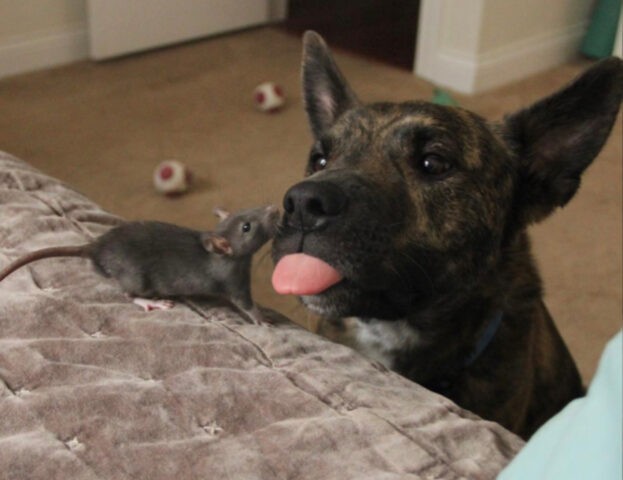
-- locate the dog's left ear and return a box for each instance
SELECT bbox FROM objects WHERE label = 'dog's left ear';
[302,31,360,138]
[505,57,623,224]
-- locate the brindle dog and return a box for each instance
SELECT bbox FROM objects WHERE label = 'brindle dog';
[272,31,623,439]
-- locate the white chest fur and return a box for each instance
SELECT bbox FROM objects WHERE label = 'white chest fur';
[348,317,422,369]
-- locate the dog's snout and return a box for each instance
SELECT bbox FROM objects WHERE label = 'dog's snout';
[283,181,347,230]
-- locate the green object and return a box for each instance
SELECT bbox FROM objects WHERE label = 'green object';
[431,88,458,107]
[581,0,622,58]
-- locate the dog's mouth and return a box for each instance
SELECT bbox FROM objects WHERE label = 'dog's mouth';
[271,238,420,319]
[272,253,344,295]
[270,175,425,319]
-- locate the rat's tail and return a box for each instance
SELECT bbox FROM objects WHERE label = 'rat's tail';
[0,245,88,282]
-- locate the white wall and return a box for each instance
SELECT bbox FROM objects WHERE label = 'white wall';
[417,0,597,94]
[614,10,622,58]
[0,0,86,42]
[438,0,484,58]
[478,0,592,52]
[0,0,287,79]
[0,0,89,78]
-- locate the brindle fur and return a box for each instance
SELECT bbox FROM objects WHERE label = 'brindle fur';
[273,32,623,439]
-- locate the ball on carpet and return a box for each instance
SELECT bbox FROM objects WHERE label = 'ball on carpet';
[153,160,192,196]
[253,82,285,112]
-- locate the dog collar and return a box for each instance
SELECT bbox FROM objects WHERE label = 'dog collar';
[432,310,504,392]
[464,310,504,367]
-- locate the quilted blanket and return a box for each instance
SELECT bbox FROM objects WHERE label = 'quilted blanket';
[0,151,523,479]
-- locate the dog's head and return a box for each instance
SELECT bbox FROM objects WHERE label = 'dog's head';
[272,31,623,320]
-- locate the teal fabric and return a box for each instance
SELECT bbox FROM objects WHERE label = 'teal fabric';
[498,331,623,480]
[581,0,622,58]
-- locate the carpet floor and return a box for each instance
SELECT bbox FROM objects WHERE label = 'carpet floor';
[0,27,620,381]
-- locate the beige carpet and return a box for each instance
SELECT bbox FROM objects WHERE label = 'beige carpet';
[0,27,620,381]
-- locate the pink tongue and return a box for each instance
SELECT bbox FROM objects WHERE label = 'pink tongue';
[272,253,343,295]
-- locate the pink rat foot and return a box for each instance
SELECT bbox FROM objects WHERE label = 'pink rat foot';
[132,297,174,312]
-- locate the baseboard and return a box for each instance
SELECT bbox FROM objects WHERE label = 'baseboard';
[472,22,588,93]
[416,12,588,94]
[0,25,89,80]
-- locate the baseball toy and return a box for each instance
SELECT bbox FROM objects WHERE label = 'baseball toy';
[153,160,192,196]
[254,82,285,112]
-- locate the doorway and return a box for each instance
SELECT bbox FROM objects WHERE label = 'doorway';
[282,0,420,70]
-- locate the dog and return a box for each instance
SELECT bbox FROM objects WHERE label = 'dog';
[271,31,623,439]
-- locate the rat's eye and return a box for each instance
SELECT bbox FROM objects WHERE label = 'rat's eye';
[311,153,328,172]
[419,154,452,176]
[242,222,251,233]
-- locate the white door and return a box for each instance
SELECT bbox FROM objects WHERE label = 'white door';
[87,0,282,60]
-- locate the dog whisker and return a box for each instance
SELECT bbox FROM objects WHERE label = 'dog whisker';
[394,250,436,296]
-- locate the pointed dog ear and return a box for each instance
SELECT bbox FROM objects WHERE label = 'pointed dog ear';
[201,232,233,256]
[302,31,360,138]
[213,207,230,221]
[505,57,623,225]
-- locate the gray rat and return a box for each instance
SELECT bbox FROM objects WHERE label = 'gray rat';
[0,205,280,324]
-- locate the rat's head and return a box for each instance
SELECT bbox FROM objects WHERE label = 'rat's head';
[202,205,280,257]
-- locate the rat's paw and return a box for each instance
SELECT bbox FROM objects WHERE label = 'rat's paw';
[133,297,175,312]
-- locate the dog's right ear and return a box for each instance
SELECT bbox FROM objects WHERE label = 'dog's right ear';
[302,31,360,138]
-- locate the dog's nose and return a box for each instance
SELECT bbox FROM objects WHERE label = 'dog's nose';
[283,180,347,230]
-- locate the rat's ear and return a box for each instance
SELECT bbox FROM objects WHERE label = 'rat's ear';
[302,31,360,138]
[505,57,623,225]
[213,207,230,221]
[201,232,233,256]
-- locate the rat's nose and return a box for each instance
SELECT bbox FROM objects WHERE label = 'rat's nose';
[283,180,347,231]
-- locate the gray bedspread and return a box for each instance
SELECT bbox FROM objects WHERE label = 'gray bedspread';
[0,151,523,479]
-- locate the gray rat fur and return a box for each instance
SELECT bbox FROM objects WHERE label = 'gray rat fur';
[0,205,280,324]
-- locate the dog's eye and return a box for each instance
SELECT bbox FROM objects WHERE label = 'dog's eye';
[311,154,328,172]
[420,154,452,176]
[242,222,251,233]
